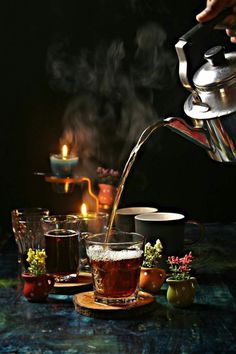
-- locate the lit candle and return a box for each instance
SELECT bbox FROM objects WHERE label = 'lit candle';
[78,203,109,270]
[50,144,79,177]
[81,203,88,218]
[78,203,108,234]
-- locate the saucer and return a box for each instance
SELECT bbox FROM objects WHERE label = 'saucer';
[73,291,157,319]
[53,272,92,295]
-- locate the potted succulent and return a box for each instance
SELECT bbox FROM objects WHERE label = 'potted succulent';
[139,239,166,294]
[22,248,54,302]
[166,251,197,308]
[96,167,120,209]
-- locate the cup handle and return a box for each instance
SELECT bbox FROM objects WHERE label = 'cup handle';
[184,220,204,246]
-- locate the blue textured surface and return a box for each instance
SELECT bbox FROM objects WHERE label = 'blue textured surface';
[0,223,236,353]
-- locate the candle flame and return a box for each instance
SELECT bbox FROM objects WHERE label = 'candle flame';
[62,144,68,159]
[81,203,88,217]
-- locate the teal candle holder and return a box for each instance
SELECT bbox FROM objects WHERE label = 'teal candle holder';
[50,153,79,178]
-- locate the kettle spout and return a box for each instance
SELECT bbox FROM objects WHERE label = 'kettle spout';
[164,117,211,151]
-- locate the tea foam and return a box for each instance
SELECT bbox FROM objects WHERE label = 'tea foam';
[87,245,143,261]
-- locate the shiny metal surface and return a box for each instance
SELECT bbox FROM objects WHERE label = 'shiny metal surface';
[184,83,236,119]
[172,15,236,163]
[165,113,236,163]
[204,113,236,162]
[175,39,194,92]
[193,51,236,89]
[184,50,236,119]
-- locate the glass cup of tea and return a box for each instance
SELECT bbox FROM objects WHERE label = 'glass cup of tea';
[41,215,80,282]
[11,207,49,271]
[84,230,145,305]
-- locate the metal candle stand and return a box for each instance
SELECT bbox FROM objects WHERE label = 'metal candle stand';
[44,175,99,212]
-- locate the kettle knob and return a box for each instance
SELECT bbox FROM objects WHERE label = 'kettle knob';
[204,46,227,66]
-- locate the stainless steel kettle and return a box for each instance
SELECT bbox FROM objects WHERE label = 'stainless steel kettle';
[165,8,236,163]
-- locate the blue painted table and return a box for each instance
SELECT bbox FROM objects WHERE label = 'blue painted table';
[0,223,236,353]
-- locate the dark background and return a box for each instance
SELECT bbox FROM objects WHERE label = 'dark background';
[1,0,236,240]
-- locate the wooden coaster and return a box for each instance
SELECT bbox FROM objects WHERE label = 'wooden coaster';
[73,291,157,319]
[53,272,92,295]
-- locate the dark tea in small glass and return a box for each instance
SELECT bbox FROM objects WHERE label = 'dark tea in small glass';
[45,229,79,277]
[42,215,80,282]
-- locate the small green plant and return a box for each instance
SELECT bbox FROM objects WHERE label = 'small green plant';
[26,248,47,276]
[142,239,163,268]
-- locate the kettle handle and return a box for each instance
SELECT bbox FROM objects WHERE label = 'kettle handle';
[175,7,233,94]
[179,7,232,43]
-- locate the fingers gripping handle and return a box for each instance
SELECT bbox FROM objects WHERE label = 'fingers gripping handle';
[180,7,233,43]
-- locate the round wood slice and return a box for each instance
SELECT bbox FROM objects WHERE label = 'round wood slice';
[73,291,157,319]
[53,272,92,295]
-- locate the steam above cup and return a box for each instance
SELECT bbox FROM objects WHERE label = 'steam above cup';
[115,207,158,232]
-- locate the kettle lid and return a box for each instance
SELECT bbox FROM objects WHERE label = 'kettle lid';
[193,46,236,90]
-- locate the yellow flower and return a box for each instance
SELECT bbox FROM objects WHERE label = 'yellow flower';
[26,248,47,276]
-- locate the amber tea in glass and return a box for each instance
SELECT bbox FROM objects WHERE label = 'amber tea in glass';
[85,231,144,305]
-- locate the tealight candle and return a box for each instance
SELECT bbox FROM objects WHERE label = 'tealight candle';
[78,203,109,270]
[78,203,108,234]
[50,144,79,177]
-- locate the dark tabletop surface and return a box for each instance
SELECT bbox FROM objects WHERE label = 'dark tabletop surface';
[0,223,236,354]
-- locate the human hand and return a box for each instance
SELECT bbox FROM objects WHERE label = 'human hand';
[196,0,236,43]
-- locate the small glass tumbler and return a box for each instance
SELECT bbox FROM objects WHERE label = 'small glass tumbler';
[41,215,80,282]
[11,207,49,271]
[85,230,145,305]
[78,212,109,270]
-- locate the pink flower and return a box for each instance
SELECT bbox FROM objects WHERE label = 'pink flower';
[179,252,193,266]
[179,265,189,272]
[168,256,179,265]
[167,251,193,280]
[96,166,120,186]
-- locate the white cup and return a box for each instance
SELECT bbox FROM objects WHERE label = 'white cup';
[115,207,158,232]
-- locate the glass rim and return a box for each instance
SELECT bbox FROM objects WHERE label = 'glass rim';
[77,211,109,220]
[85,231,145,246]
[11,207,49,215]
[41,214,79,223]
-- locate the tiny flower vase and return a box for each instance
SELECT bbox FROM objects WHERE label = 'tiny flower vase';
[166,277,197,308]
[140,267,166,294]
[98,184,117,209]
[22,273,55,302]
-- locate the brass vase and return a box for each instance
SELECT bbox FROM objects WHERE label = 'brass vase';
[166,277,197,308]
[98,183,117,209]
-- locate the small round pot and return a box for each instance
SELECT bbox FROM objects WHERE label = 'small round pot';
[22,273,55,302]
[139,267,166,294]
[98,183,117,208]
[166,277,197,308]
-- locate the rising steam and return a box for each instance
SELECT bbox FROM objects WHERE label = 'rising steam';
[47,20,177,177]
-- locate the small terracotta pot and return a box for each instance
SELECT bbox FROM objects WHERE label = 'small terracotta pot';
[98,183,117,208]
[22,273,55,302]
[166,277,197,308]
[139,267,166,294]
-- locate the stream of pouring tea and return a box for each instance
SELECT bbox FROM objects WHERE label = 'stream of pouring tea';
[106,119,169,241]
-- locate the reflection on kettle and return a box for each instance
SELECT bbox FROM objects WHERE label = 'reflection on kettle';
[164,8,236,163]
